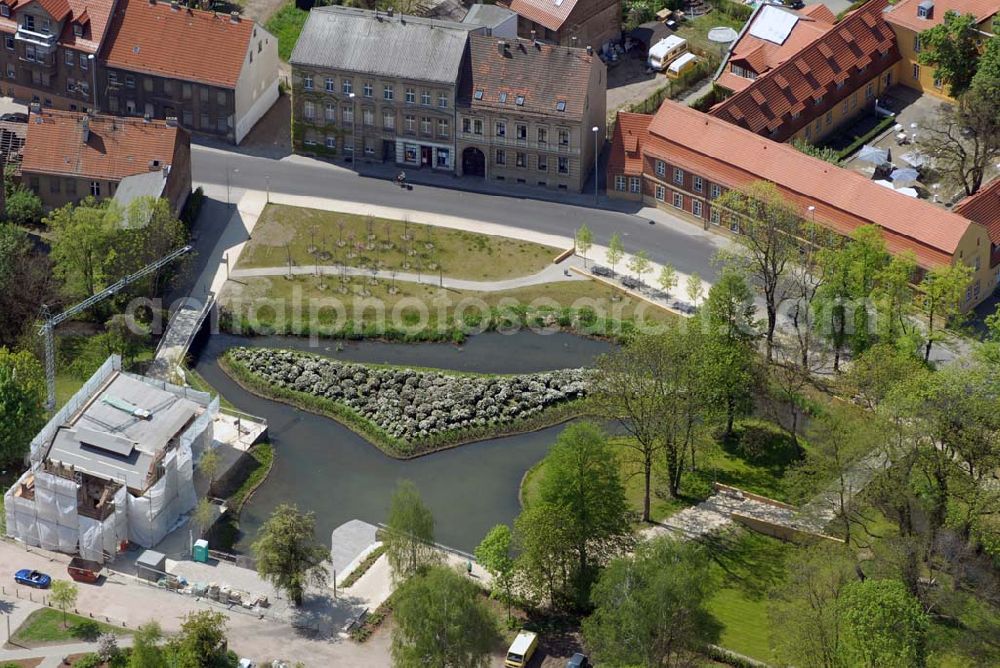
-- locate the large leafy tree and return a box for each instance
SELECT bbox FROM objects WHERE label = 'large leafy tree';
[916,262,974,362]
[384,479,438,580]
[0,223,55,347]
[167,611,236,668]
[251,503,330,606]
[918,11,981,97]
[513,499,575,608]
[971,35,1000,96]
[391,565,500,668]
[838,579,929,668]
[46,198,118,299]
[4,186,42,227]
[0,348,46,467]
[129,622,168,668]
[921,86,1000,197]
[770,542,858,668]
[715,180,801,362]
[582,536,721,667]
[535,422,632,606]
[474,524,515,622]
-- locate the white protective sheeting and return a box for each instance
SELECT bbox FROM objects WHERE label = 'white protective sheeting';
[127,447,194,548]
[9,480,40,546]
[33,471,80,552]
[31,356,120,463]
[79,515,104,562]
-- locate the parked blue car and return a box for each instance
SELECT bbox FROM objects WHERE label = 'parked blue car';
[14,569,51,589]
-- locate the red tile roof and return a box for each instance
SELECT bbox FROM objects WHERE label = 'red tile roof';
[32,0,71,21]
[800,3,836,22]
[0,0,115,53]
[717,4,834,94]
[954,178,1000,265]
[884,0,1000,32]
[459,35,599,120]
[22,110,184,181]
[710,0,899,141]
[103,0,255,88]
[504,0,578,32]
[616,102,978,268]
[607,112,651,176]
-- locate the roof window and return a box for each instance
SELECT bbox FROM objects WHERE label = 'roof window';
[515,95,525,106]
[498,91,507,103]
[556,100,566,112]
[474,89,483,100]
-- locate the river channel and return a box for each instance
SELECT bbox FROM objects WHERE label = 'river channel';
[193,331,613,553]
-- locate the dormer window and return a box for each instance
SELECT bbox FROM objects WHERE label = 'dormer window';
[23,14,34,31]
[74,24,83,37]
[917,0,933,18]
[41,18,50,34]
[0,5,9,18]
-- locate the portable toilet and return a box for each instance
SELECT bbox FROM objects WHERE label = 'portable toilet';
[667,52,699,79]
[193,539,209,563]
[647,35,687,71]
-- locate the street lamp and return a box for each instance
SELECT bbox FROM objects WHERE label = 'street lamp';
[226,167,239,205]
[592,126,600,205]
[265,175,271,204]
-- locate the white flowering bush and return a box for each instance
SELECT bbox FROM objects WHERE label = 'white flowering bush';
[226,347,591,450]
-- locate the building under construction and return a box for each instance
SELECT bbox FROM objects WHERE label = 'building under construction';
[4,356,219,562]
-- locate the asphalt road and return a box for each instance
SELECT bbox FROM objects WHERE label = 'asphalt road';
[190,145,726,284]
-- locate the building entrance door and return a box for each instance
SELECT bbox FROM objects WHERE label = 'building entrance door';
[462,147,486,177]
[421,146,432,167]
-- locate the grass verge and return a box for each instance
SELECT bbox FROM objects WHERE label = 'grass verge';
[265,3,308,61]
[220,351,589,458]
[340,545,387,589]
[10,609,130,647]
[234,204,561,281]
[182,365,237,411]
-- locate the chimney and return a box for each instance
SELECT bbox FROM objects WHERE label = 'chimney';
[497,39,506,54]
[143,113,150,123]
[230,10,239,23]
[586,45,593,56]
[165,116,177,127]
[170,0,178,9]
[530,29,536,40]
[571,36,578,48]
[82,116,90,142]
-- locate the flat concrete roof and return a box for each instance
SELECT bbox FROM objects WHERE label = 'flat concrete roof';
[45,373,199,491]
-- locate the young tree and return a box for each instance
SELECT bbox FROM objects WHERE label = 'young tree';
[921,87,1000,197]
[474,524,515,623]
[770,542,858,668]
[251,504,330,606]
[686,272,704,306]
[838,579,929,668]
[606,232,624,275]
[575,224,593,266]
[50,580,79,626]
[715,181,801,362]
[197,448,220,492]
[4,187,43,227]
[105,314,150,367]
[627,249,650,287]
[915,262,973,361]
[384,479,438,579]
[657,263,677,295]
[167,610,234,668]
[536,422,632,606]
[391,565,500,668]
[918,10,981,97]
[0,348,46,467]
[129,621,167,668]
[191,499,216,538]
[583,536,721,667]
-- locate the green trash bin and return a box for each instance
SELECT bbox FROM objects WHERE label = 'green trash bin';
[193,539,209,563]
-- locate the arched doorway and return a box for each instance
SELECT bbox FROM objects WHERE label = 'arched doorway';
[462,147,486,177]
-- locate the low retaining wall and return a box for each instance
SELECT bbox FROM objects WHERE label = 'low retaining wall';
[568,266,685,317]
[731,513,845,545]
[712,483,797,511]
[553,247,576,263]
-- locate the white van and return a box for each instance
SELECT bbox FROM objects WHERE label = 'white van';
[647,35,688,71]
[505,630,539,667]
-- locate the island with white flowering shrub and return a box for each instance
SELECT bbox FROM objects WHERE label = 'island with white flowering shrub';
[221,347,592,457]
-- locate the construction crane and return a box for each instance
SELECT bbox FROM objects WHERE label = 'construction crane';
[38,245,192,411]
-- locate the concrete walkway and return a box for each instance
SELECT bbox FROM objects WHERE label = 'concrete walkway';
[230,255,588,292]
[643,488,803,543]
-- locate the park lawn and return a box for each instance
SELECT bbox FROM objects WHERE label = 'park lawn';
[265,2,308,61]
[220,275,673,337]
[522,418,812,523]
[707,588,776,662]
[676,13,746,56]
[234,204,562,281]
[11,608,130,647]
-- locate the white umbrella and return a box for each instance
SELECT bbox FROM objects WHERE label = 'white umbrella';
[857,144,889,164]
[890,168,919,187]
[900,151,927,168]
[875,180,919,197]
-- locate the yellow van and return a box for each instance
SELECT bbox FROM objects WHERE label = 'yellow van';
[504,630,539,667]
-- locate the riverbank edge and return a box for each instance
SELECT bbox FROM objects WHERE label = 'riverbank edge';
[219,352,591,460]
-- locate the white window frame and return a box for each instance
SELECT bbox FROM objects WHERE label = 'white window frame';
[615,175,626,191]
[655,160,666,178]
[673,167,684,185]
[672,192,683,209]
[654,184,665,201]
[692,200,703,218]
[693,176,703,193]
[630,177,641,194]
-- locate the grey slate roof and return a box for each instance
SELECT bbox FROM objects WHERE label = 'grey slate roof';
[290,6,475,84]
[112,170,168,218]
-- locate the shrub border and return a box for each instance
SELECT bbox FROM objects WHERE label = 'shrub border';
[220,351,590,459]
